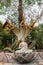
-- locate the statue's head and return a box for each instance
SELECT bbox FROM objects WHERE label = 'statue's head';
[18,42,28,49]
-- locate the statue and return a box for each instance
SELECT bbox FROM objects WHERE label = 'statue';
[14,41,34,63]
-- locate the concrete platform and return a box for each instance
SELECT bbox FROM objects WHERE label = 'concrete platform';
[0,52,43,65]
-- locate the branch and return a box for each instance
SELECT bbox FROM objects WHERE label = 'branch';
[29,10,43,29]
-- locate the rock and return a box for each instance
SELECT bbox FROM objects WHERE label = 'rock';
[15,52,34,63]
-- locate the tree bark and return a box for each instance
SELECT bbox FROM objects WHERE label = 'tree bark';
[18,0,23,24]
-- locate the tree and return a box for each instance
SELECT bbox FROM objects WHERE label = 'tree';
[1,0,43,51]
[18,0,23,23]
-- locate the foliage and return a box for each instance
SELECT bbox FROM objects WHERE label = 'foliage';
[25,0,42,5]
[25,23,43,49]
[0,0,11,9]
[30,24,43,49]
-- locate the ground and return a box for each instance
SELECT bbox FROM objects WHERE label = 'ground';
[0,51,43,65]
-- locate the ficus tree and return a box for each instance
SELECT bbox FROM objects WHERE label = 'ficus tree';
[2,0,43,52]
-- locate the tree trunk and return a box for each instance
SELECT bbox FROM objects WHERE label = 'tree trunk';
[18,0,23,24]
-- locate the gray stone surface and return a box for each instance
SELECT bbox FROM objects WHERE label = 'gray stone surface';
[0,52,43,64]
[14,52,35,63]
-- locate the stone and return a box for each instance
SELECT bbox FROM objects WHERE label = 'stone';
[15,42,34,63]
